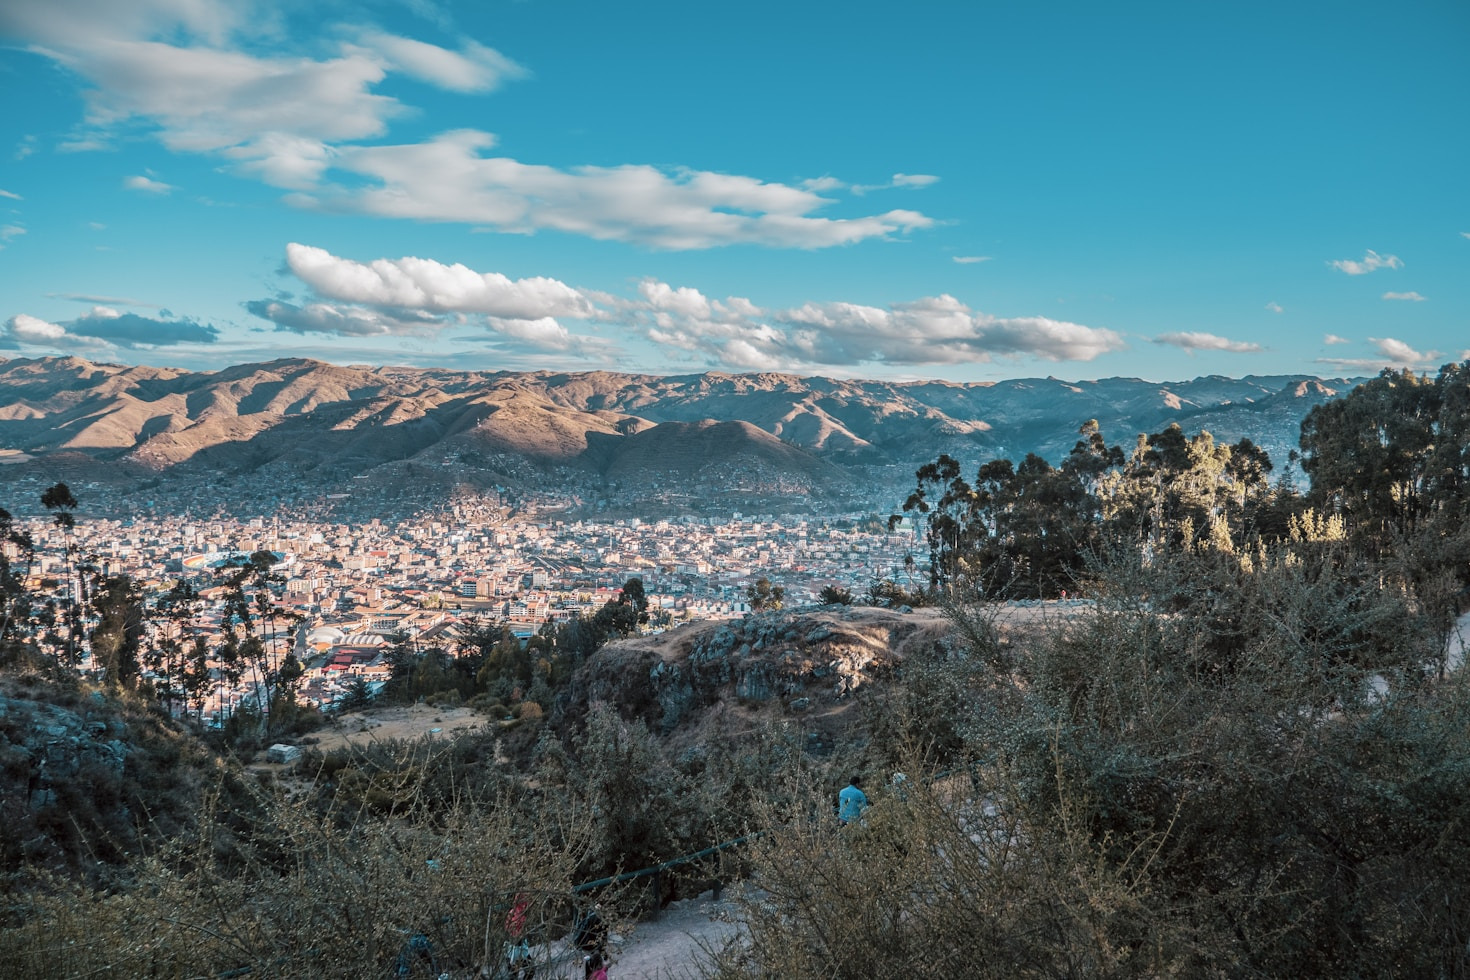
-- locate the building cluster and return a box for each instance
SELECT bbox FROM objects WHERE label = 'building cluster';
[8,493,921,722]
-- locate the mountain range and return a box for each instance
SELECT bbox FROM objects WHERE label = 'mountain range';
[0,356,1363,517]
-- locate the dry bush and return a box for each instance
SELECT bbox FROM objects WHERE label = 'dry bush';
[708,544,1470,978]
[705,764,1180,978]
[0,747,600,979]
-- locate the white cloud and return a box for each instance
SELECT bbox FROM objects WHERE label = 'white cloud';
[1329,249,1403,275]
[0,189,21,200]
[284,242,595,319]
[1154,331,1263,354]
[1318,337,1441,372]
[251,243,612,354]
[354,33,526,93]
[1369,337,1434,365]
[2,313,117,351]
[0,303,215,349]
[632,284,1125,370]
[1382,291,1426,302]
[953,255,991,265]
[123,174,173,194]
[1324,334,1350,345]
[253,244,1124,371]
[800,176,844,192]
[1265,301,1283,313]
[223,134,333,189]
[0,225,25,247]
[316,130,934,249]
[1461,232,1470,240]
[848,173,942,195]
[3,2,936,250]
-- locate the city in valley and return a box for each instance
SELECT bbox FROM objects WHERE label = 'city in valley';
[5,478,919,723]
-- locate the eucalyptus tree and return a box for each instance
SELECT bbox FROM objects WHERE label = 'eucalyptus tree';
[150,579,204,716]
[40,482,82,667]
[1300,361,1470,616]
[88,573,146,688]
[0,505,35,662]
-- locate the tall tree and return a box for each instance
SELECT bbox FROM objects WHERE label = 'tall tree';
[0,506,35,662]
[40,482,82,667]
[89,574,145,688]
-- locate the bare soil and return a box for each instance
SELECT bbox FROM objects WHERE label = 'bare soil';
[305,703,492,753]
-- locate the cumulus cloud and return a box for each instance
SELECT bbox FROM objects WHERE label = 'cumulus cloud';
[284,242,595,319]
[1329,249,1403,275]
[1265,301,1283,313]
[2,1,935,250]
[123,174,173,194]
[1317,336,1441,372]
[1382,291,1426,302]
[66,306,219,345]
[1324,334,1350,345]
[629,283,1125,370]
[1369,337,1433,365]
[2,305,216,349]
[953,255,991,265]
[251,243,1127,371]
[1154,331,1263,354]
[248,244,611,354]
[2,313,115,351]
[312,130,934,249]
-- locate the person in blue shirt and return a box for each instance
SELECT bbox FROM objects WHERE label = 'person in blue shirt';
[837,775,868,824]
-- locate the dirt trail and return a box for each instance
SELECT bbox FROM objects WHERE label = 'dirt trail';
[603,888,747,979]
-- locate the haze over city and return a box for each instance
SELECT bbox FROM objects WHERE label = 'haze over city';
[1,0,1465,383]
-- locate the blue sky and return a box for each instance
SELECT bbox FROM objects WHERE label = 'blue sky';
[1,0,1466,382]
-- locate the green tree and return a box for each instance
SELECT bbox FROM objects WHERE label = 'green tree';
[746,576,785,611]
[1300,362,1470,617]
[0,505,35,662]
[619,577,650,625]
[150,579,203,716]
[338,677,375,712]
[818,585,854,605]
[40,482,82,667]
[88,573,145,688]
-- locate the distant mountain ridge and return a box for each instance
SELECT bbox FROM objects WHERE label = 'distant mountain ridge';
[0,356,1364,514]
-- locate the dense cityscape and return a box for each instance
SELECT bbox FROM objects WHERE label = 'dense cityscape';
[3,468,917,722]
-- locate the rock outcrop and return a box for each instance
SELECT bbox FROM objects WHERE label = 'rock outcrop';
[0,678,203,880]
[557,606,954,735]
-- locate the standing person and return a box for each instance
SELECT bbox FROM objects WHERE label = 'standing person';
[837,775,868,824]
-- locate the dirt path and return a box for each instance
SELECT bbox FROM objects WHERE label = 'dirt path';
[604,888,747,979]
